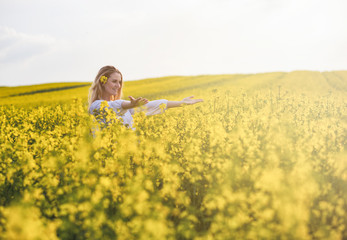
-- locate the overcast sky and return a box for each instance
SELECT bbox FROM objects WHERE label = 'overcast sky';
[0,0,346,86]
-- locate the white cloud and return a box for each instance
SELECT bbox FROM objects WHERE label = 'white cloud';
[0,26,57,64]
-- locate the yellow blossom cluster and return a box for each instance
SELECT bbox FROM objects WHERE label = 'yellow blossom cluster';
[0,71,347,239]
[100,76,108,84]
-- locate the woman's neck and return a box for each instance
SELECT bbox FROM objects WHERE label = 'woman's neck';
[100,92,111,101]
[100,92,120,101]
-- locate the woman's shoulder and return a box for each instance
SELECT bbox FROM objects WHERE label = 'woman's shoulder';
[90,100,103,109]
[89,100,111,112]
[91,100,103,105]
[91,99,124,106]
[89,99,125,112]
[89,100,102,114]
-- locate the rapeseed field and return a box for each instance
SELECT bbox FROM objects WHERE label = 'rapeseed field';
[0,71,346,239]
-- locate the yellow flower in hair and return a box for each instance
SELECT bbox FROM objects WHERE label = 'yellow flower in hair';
[100,75,108,84]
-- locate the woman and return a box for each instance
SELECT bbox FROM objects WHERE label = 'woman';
[88,66,203,129]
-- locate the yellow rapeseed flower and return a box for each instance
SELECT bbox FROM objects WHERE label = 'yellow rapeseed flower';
[100,75,108,84]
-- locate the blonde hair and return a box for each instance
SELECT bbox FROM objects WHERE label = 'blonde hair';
[88,66,123,108]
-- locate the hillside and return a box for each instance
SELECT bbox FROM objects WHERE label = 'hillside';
[1,70,346,108]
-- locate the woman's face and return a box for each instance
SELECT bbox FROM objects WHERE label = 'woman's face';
[103,72,122,97]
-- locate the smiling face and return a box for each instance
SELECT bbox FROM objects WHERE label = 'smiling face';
[102,72,122,100]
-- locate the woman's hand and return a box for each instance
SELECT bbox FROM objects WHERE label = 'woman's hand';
[120,96,149,110]
[181,96,203,105]
[166,96,203,108]
[128,96,149,108]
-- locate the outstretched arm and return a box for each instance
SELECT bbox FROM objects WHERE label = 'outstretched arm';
[167,96,203,108]
[121,96,149,110]
[119,95,203,111]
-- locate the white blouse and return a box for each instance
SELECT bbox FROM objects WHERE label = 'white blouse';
[89,99,168,129]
